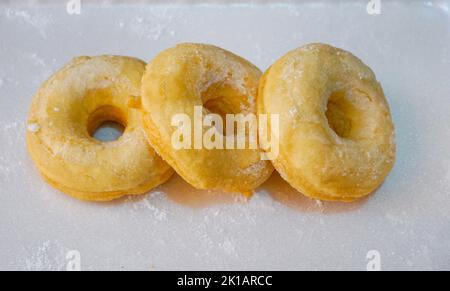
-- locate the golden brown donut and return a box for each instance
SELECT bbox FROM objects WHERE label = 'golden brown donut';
[26,55,173,201]
[258,43,396,202]
[141,43,273,195]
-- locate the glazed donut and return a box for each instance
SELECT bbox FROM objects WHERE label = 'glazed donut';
[26,55,173,201]
[141,43,273,194]
[258,43,395,202]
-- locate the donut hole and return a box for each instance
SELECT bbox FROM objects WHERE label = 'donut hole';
[92,121,125,142]
[325,91,360,139]
[88,105,127,142]
[203,97,235,120]
[201,82,246,136]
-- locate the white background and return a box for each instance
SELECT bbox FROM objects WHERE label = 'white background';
[0,0,449,270]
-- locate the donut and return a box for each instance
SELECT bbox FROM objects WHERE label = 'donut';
[140,43,273,194]
[258,43,395,202]
[26,55,174,201]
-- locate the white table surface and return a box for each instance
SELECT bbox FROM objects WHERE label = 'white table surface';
[0,0,449,270]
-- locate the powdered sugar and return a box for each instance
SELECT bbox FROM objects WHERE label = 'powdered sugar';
[29,53,46,67]
[27,122,40,133]
[23,240,68,271]
[239,160,266,176]
[3,8,52,39]
[0,1,449,272]
[128,192,169,222]
[126,8,178,40]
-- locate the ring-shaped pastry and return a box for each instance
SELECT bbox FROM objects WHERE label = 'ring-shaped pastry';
[26,55,173,201]
[258,43,395,201]
[141,43,273,194]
